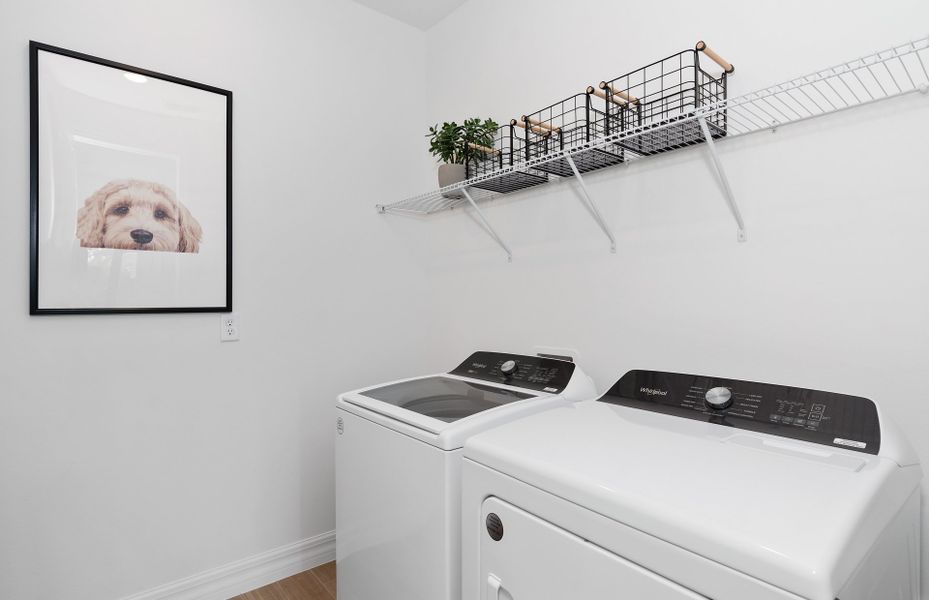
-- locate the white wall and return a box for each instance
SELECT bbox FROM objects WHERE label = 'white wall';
[3,1,928,598]
[0,1,435,598]
[417,0,929,593]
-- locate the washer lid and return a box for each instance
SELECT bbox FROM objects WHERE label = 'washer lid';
[340,374,567,449]
[338,351,592,450]
[358,376,535,423]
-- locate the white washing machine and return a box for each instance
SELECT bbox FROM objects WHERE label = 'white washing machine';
[462,369,922,600]
[335,351,596,600]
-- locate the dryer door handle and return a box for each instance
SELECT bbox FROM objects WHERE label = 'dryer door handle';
[487,574,504,600]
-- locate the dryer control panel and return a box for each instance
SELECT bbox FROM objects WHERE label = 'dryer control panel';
[450,352,575,393]
[601,370,881,454]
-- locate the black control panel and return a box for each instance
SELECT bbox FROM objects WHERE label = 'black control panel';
[601,370,881,454]
[450,351,576,393]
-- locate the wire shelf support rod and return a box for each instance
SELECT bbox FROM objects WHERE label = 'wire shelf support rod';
[461,187,514,262]
[697,115,747,242]
[564,154,617,253]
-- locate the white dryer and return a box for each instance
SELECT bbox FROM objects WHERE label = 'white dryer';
[462,369,922,600]
[336,351,596,600]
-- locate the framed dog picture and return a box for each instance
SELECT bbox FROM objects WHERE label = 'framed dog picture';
[29,42,232,315]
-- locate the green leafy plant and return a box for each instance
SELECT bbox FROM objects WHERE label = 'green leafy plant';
[426,117,499,165]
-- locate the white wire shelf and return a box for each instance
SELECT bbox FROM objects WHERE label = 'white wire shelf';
[378,36,929,258]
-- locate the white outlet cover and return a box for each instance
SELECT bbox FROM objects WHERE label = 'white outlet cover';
[221,313,239,342]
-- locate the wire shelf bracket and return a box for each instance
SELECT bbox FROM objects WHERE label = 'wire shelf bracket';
[697,114,747,242]
[461,187,513,262]
[564,154,618,252]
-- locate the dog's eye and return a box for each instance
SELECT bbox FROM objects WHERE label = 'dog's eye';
[154,209,168,220]
[112,206,130,216]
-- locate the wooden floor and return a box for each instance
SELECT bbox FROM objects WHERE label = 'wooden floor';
[231,561,335,600]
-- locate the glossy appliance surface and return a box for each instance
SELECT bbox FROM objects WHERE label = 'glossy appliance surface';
[462,369,921,600]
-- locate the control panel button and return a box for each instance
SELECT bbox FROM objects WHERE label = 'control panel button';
[500,360,518,376]
[705,387,733,410]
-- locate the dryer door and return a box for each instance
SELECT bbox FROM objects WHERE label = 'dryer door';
[480,497,708,600]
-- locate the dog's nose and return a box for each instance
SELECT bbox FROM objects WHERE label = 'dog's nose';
[130,229,154,244]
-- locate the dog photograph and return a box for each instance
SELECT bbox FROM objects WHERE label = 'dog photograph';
[76,179,203,253]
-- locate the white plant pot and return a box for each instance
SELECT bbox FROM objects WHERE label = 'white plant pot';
[438,163,467,199]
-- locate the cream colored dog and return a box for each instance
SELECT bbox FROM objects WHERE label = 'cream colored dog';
[76,179,202,253]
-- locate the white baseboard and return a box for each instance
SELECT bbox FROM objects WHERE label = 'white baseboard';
[119,531,336,600]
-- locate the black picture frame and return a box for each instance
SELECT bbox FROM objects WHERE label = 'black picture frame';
[29,41,233,315]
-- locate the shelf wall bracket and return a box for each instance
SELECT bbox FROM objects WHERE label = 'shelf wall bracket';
[698,115,747,242]
[460,187,513,262]
[564,154,617,253]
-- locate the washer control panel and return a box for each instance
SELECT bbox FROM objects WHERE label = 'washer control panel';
[450,351,575,393]
[601,370,880,454]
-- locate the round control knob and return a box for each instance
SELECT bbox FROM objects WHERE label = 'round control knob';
[500,360,518,376]
[705,387,733,410]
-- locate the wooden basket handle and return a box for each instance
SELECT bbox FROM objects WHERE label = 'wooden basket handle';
[587,85,635,108]
[696,40,735,74]
[587,86,613,105]
[467,142,500,155]
[519,116,561,134]
[510,118,552,137]
[598,82,639,105]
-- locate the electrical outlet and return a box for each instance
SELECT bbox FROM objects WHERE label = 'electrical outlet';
[221,313,239,342]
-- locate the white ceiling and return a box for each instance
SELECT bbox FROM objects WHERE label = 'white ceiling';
[352,0,468,31]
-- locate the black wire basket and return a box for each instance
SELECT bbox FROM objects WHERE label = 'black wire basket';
[516,92,625,177]
[466,124,549,194]
[459,42,733,193]
[595,42,732,157]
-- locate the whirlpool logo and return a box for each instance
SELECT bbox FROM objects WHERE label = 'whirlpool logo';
[640,387,669,397]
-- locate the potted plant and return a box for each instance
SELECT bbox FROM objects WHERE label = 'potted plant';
[427,117,498,197]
